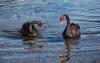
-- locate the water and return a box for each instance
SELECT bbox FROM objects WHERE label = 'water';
[0,0,100,63]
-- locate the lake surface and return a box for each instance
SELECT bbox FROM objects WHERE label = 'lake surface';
[0,0,100,63]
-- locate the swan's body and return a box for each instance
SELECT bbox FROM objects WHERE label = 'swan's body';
[20,21,44,38]
[59,14,80,38]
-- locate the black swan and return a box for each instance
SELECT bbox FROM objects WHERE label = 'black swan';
[20,20,44,38]
[59,14,80,38]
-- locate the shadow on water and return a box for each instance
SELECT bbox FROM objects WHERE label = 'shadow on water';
[23,37,36,45]
[23,39,44,51]
[1,29,45,48]
[1,29,37,41]
[0,31,22,41]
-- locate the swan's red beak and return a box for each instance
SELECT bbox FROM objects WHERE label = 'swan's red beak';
[40,24,45,30]
[59,17,64,24]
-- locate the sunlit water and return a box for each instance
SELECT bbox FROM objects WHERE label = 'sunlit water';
[0,0,100,63]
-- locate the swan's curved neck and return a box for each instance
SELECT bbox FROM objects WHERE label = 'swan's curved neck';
[65,15,70,31]
[66,15,70,27]
[63,15,70,37]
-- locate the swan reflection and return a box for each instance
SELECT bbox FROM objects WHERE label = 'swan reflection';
[60,38,80,63]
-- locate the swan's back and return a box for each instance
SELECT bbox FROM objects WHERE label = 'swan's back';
[70,23,80,37]
[21,22,37,37]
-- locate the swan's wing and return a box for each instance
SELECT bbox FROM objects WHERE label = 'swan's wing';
[70,23,80,29]
[70,23,80,36]
[75,23,80,29]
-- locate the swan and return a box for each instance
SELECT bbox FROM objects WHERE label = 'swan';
[20,20,44,38]
[59,14,80,38]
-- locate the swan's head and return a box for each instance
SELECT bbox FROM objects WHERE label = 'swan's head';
[59,16,65,24]
[59,14,70,24]
[59,14,69,24]
[32,20,45,30]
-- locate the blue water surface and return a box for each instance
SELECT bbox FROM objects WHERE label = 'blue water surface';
[0,0,100,63]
